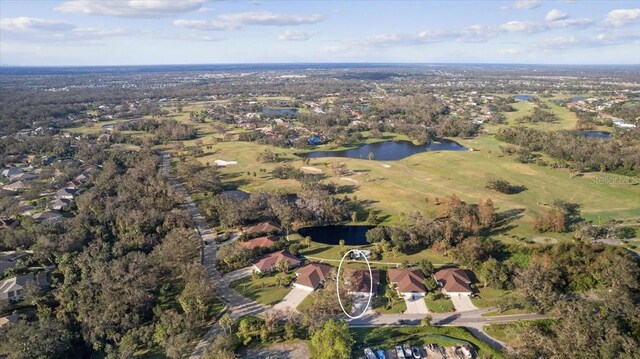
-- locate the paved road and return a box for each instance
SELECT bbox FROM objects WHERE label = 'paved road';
[161,153,266,359]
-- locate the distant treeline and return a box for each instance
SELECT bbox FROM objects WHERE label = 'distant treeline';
[496,126,640,175]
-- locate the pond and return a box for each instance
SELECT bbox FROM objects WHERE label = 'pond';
[581,131,612,139]
[514,95,534,101]
[298,139,468,161]
[262,107,298,117]
[298,225,373,245]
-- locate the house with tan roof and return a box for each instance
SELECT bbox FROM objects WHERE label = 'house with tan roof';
[244,221,281,237]
[239,235,277,250]
[434,268,473,296]
[253,250,301,273]
[388,268,427,298]
[293,263,333,291]
[344,268,380,296]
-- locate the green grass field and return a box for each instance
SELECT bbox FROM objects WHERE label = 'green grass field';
[230,275,293,306]
[351,326,504,358]
[425,297,456,313]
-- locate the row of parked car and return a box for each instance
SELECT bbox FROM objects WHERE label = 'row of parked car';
[362,343,476,359]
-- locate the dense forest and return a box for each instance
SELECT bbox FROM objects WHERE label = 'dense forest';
[0,149,218,358]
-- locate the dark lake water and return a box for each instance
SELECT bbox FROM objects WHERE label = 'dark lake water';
[262,108,298,117]
[581,131,612,139]
[298,225,373,245]
[514,95,534,101]
[298,139,467,161]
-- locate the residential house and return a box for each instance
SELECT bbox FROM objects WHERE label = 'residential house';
[388,268,427,299]
[0,272,49,301]
[344,268,380,296]
[239,235,277,250]
[32,210,63,224]
[2,181,26,192]
[0,219,15,230]
[0,314,19,328]
[293,263,333,291]
[9,172,36,182]
[48,198,73,211]
[252,250,301,273]
[56,187,79,199]
[434,268,473,296]
[0,252,28,275]
[244,221,282,237]
[1,168,22,179]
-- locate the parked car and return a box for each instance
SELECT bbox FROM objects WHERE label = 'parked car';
[412,347,422,358]
[375,348,386,359]
[364,348,377,359]
[403,343,412,357]
[396,345,406,359]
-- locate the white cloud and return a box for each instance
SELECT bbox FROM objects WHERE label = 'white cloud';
[158,33,224,42]
[55,0,204,18]
[278,30,317,41]
[546,9,569,22]
[500,21,547,33]
[175,11,324,32]
[602,9,640,27]
[514,0,543,10]
[217,12,324,26]
[0,17,76,32]
[550,18,593,28]
[173,19,238,31]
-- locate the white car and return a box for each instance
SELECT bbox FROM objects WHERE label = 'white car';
[396,345,406,359]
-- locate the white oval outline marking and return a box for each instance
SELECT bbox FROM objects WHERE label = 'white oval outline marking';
[336,249,373,319]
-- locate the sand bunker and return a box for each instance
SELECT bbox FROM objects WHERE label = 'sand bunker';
[340,177,358,184]
[301,166,322,174]
[214,160,238,166]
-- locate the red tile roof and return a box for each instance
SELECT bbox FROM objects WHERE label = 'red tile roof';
[434,268,472,294]
[253,250,301,272]
[388,268,426,293]
[239,235,277,249]
[295,263,333,290]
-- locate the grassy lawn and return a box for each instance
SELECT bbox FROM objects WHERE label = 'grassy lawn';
[186,131,639,244]
[351,326,504,358]
[483,320,554,347]
[425,297,455,313]
[470,286,512,308]
[230,275,293,306]
[296,290,316,312]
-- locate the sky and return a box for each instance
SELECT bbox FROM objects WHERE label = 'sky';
[0,0,639,66]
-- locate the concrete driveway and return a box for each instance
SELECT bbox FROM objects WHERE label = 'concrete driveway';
[404,295,428,314]
[222,267,254,285]
[450,294,478,312]
[272,287,312,312]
